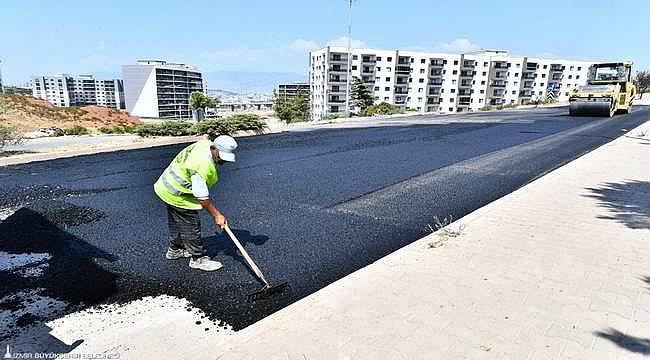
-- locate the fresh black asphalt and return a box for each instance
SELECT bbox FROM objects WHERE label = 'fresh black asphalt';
[1,106,648,332]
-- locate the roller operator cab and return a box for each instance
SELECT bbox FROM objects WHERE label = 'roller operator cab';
[568,62,636,117]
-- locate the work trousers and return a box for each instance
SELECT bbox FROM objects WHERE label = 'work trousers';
[166,204,206,258]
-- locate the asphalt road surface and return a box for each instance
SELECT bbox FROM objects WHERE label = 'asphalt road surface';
[1,106,648,332]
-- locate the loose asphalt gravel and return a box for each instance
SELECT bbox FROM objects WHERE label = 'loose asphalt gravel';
[1,106,649,334]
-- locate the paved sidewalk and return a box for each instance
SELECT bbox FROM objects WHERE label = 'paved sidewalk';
[208,121,650,359]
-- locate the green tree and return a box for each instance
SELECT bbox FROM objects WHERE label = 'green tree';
[273,90,311,123]
[351,76,374,112]
[635,70,650,95]
[189,92,218,120]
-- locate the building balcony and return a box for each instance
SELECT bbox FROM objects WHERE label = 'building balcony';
[522,81,534,89]
[458,97,471,105]
[362,76,375,83]
[328,87,346,94]
[550,65,564,71]
[396,66,411,75]
[460,71,474,77]
[428,80,443,86]
[328,98,346,103]
[329,77,346,83]
[459,81,473,87]
[330,55,349,63]
[430,60,445,67]
[462,62,475,69]
[361,56,376,63]
[395,89,409,95]
[491,81,507,87]
[493,72,507,79]
[458,90,472,96]
[526,63,538,71]
[395,80,409,86]
[520,90,534,97]
[426,97,441,105]
[492,90,506,97]
[328,67,349,73]
[522,73,536,80]
[551,74,563,80]
[493,63,508,69]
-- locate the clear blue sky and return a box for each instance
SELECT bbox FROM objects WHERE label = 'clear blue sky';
[2,0,649,86]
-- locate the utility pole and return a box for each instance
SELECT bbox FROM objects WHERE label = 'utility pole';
[344,0,353,116]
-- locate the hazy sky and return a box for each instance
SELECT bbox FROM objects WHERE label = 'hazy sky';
[2,0,648,86]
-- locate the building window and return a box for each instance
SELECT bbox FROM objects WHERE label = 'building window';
[409,78,413,83]
[385,87,390,91]
[384,97,389,100]
[387,67,392,71]
[353,55,358,60]
[449,107,453,111]
[450,98,454,102]
[451,89,456,93]
[418,88,423,92]
[420,59,425,64]
[483,62,488,67]
[377,56,382,61]
[387,57,392,62]
[352,65,357,70]
[569,66,574,70]
[543,65,548,69]
[419,78,424,83]
[377,67,381,71]
[481,80,486,85]
[512,90,516,95]
[576,75,580,79]
[568,75,573,79]
[514,73,519,77]
[480,90,485,94]
[374,86,379,91]
[542,74,546,78]
[565,92,569,96]
[482,71,487,76]
[578,66,582,71]
[540,83,545,87]
[452,70,458,74]
[479,99,483,103]
[453,60,459,65]
[420,69,425,74]
[385,77,390,81]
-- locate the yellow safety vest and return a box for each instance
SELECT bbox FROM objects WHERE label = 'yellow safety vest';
[154,139,218,210]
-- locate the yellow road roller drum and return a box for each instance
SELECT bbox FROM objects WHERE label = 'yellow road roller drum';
[569,62,636,117]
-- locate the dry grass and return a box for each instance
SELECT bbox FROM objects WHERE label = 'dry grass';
[0,94,140,133]
[427,215,466,248]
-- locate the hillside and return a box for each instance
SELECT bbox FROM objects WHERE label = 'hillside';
[0,94,140,133]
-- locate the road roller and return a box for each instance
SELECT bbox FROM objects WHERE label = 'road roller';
[568,62,636,117]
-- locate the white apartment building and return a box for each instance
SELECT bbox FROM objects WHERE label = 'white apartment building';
[122,60,203,119]
[310,47,594,119]
[31,74,125,109]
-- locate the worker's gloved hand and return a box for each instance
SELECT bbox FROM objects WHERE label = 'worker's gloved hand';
[214,213,228,229]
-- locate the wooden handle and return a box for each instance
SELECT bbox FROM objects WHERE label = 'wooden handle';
[224,224,269,286]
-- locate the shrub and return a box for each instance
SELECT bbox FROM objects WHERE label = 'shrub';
[191,114,266,138]
[324,113,349,120]
[136,121,194,137]
[479,105,494,111]
[63,125,90,135]
[361,102,400,116]
[0,124,24,150]
[99,124,140,134]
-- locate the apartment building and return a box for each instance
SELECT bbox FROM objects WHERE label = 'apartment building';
[310,46,594,119]
[277,83,310,98]
[31,74,125,109]
[122,60,203,119]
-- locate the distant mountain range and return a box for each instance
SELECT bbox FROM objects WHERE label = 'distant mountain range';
[203,71,307,94]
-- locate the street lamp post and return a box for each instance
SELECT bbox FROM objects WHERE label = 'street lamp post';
[344,0,352,116]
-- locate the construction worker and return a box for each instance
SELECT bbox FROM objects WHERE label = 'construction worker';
[154,135,238,271]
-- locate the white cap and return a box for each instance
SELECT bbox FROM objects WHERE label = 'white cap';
[213,135,238,162]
